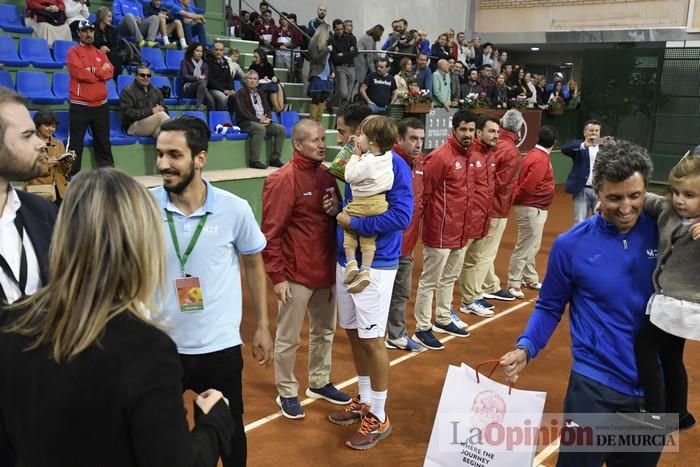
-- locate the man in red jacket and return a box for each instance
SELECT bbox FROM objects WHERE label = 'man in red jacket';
[412,110,477,351]
[384,117,426,352]
[459,110,524,317]
[66,19,114,176]
[261,119,351,420]
[507,125,557,298]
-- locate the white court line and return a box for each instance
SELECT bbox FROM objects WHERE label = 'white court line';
[533,436,560,466]
[244,298,535,433]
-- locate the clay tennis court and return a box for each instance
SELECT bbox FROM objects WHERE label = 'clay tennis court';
[188,186,700,467]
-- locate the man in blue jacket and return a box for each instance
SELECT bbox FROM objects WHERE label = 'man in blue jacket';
[561,120,615,224]
[500,141,664,466]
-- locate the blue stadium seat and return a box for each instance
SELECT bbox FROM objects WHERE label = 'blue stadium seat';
[150,76,178,106]
[280,111,301,137]
[233,80,242,91]
[173,77,197,105]
[227,113,250,141]
[54,111,69,143]
[16,71,64,104]
[19,38,62,69]
[209,110,247,141]
[0,37,29,67]
[108,111,138,145]
[88,13,97,24]
[140,47,168,73]
[52,72,70,100]
[165,49,184,74]
[107,79,120,104]
[117,74,136,94]
[0,4,33,34]
[52,40,76,66]
[183,111,223,141]
[0,70,13,90]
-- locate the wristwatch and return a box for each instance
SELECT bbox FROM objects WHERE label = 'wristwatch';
[515,345,531,363]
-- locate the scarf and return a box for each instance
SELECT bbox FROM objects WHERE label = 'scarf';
[192,59,203,78]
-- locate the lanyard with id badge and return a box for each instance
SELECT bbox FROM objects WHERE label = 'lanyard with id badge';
[167,210,208,313]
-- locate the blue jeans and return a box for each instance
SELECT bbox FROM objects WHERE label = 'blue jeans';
[367,103,387,114]
[183,22,207,46]
[556,372,663,467]
[573,186,597,224]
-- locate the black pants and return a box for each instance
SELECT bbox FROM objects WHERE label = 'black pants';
[68,103,113,176]
[635,320,688,416]
[180,346,246,467]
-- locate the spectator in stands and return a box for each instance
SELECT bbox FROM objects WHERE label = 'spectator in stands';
[493,49,508,76]
[179,42,215,111]
[65,0,90,40]
[205,40,235,111]
[506,125,557,299]
[285,13,305,83]
[143,0,187,49]
[255,8,277,54]
[432,59,451,110]
[261,119,350,420]
[258,1,270,15]
[241,12,259,41]
[414,52,432,96]
[469,35,482,69]
[119,64,170,138]
[359,59,398,114]
[24,110,73,205]
[113,0,160,48]
[450,61,464,105]
[232,70,286,169]
[249,48,285,113]
[307,4,327,37]
[535,74,547,106]
[567,79,581,108]
[481,42,495,68]
[546,81,565,105]
[225,47,246,82]
[489,73,508,109]
[462,68,482,97]
[413,110,478,350]
[344,19,354,38]
[451,32,469,67]
[479,64,495,90]
[394,57,414,98]
[175,0,208,47]
[390,19,416,74]
[94,7,123,81]
[525,71,538,106]
[67,19,114,176]
[546,72,570,99]
[446,29,456,48]
[416,31,430,57]
[307,23,333,122]
[330,18,357,107]
[25,0,73,47]
[430,34,452,72]
[273,14,300,70]
[355,25,384,93]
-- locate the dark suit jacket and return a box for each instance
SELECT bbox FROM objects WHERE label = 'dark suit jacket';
[561,139,592,196]
[232,86,271,126]
[0,312,234,467]
[15,190,56,286]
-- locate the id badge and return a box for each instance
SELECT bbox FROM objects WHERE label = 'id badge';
[175,276,205,312]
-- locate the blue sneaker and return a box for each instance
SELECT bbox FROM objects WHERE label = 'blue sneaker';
[385,333,422,352]
[433,321,470,337]
[483,289,516,301]
[276,395,305,419]
[476,298,495,310]
[305,383,352,405]
[412,330,444,350]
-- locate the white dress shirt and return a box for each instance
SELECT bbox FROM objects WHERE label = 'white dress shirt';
[0,188,42,304]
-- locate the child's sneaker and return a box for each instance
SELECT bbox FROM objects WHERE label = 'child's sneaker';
[346,412,392,450]
[343,259,359,285]
[347,269,370,293]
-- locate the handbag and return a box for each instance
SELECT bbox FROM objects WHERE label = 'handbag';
[31,7,67,26]
[424,360,547,467]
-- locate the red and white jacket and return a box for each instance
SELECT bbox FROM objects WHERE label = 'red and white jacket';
[66,43,113,107]
[490,128,522,218]
[512,145,555,210]
[393,143,426,257]
[465,138,496,240]
[261,152,341,289]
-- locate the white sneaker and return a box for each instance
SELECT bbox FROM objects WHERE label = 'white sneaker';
[524,281,542,290]
[508,287,525,299]
[459,301,495,318]
[450,309,470,329]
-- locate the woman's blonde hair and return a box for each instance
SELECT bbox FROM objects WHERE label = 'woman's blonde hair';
[669,151,700,187]
[3,168,166,362]
[359,115,398,153]
[310,23,331,51]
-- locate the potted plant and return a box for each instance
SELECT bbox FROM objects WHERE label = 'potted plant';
[460,92,491,111]
[509,95,529,110]
[403,89,432,114]
[547,95,566,115]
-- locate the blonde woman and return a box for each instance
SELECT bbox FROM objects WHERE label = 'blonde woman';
[0,168,233,467]
[307,23,334,122]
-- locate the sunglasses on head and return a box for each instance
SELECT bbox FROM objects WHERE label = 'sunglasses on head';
[137,73,152,78]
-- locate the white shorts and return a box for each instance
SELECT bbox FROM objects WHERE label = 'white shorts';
[336,263,397,339]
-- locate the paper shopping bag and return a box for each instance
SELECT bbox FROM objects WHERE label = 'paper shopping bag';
[424,361,547,467]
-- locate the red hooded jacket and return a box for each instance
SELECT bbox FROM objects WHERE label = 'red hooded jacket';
[261,152,341,289]
[393,143,426,257]
[491,128,522,218]
[421,134,471,249]
[66,43,113,107]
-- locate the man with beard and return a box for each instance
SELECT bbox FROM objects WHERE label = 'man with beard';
[152,116,273,467]
[66,19,114,176]
[307,4,327,37]
[0,89,57,305]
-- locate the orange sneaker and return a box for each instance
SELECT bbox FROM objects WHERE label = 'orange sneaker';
[346,412,392,450]
[328,395,369,425]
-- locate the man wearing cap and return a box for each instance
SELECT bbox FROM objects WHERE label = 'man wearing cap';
[66,19,114,176]
[546,72,570,100]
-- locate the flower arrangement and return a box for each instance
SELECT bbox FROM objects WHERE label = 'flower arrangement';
[509,95,529,110]
[547,95,566,115]
[460,92,490,109]
[403,88,432,105]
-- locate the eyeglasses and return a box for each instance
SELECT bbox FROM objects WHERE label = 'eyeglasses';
[137,73,152,78]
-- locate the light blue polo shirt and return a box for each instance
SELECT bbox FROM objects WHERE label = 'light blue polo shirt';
[152,180,266,355]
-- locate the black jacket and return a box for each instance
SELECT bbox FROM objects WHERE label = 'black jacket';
[233,86,271,125]
[329,33,357,67]
[0,312,234,467]
[119,82,167,130]
[16,190,56,286]
[205,54,233,93]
